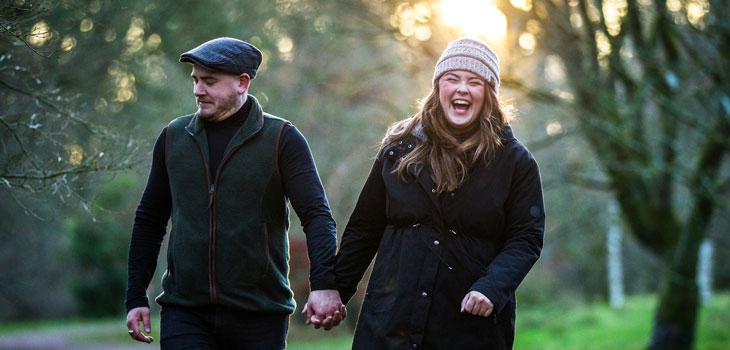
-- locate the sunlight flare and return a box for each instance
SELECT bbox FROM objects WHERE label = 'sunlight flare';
[436,0,507,41]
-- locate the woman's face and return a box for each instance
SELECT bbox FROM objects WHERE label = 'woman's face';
[437,70,486,128]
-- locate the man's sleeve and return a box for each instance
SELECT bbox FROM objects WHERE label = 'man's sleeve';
[278,124,338,290]
[125,127,172,312]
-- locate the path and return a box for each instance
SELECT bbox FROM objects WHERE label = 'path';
[0,321,159,350]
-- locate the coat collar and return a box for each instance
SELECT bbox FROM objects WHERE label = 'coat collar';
[409,122,516,207]
[410,121,516,145]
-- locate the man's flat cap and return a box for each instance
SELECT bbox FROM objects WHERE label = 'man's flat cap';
[180,37,263,78]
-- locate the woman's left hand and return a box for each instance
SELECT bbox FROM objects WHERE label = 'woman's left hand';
[460,291,494,317]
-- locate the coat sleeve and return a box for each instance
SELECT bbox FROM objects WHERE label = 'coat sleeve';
[334,156,388,303]
[470,149,545,312]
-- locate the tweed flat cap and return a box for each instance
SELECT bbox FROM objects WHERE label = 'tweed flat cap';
[433,37,500,93]
[180,37,263,78]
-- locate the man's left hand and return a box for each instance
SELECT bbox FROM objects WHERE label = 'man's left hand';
[301,289,346,330]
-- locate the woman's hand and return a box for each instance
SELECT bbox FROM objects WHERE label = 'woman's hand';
[460,291,494,317]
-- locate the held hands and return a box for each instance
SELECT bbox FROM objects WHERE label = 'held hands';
[301,289,347,330]
[126,306,154,343]
[460,291,495,317]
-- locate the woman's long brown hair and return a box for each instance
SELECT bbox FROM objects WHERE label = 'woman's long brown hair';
[381,83,511,193]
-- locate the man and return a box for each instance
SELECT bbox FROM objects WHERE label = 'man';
[125,37,344,349]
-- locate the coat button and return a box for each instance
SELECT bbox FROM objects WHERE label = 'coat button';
[433,240,440,245]
[431,188,436,193]
[407,144,413,149]
[421,292,428,297]
[388,150,394,156]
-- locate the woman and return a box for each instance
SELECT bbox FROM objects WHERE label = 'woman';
[335,37,545,349]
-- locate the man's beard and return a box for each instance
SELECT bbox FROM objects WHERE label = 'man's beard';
[199,92,240,121]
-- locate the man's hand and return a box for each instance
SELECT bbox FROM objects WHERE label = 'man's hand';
[301,289,346,330]
[460,291,495,317]
[126,306,154,343]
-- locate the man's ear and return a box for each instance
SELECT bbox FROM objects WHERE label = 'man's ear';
[238,73,251,93]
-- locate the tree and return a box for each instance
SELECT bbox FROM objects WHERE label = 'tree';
[0,0,140,213]
[498,0,730,348]
[0,0,151,320]
[64,174,136,317]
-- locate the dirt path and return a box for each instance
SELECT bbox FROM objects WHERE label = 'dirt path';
[0,321,159,350]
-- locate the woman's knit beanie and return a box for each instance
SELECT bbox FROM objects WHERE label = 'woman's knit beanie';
[433,37,500,94]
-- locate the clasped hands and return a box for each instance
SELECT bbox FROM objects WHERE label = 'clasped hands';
[301,289,347,330]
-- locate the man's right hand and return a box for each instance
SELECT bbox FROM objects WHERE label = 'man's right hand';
[126,306,154,343]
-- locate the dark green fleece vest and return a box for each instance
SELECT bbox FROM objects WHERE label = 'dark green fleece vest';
[157,96,295,314]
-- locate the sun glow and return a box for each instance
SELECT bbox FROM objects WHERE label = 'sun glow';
[436,0,507,41]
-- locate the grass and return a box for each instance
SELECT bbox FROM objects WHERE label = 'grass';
[514,294,730,349]
[516,295,655,349]
[1,294,728,349]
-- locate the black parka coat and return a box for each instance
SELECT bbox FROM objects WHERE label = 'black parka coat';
[335,125,545,349]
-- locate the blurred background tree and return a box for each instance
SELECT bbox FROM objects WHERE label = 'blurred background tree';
[64,174,137,317]
[0,1,728,349]
[494,0,730,348]
[0,0,140,211]
[0,0,143,319]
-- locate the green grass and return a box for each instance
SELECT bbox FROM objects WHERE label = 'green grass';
[515,293,730,350]
[1,294,728,349]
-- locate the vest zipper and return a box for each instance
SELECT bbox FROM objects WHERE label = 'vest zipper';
[202,124,259,305]
[188,127,218,304]
[208,183,217,303]
[207,143,245,304]
[207,143,242,305]
[201,142,238,304]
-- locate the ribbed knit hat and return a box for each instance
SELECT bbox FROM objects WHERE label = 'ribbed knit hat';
[433,37,500,93]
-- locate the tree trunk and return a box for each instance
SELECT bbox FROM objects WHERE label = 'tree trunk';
[607,199,624,308]
[697,239,713,304]
[648,258,699,350]
[649,220,707,349]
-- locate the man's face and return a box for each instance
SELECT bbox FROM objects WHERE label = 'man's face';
[191,65,249,122]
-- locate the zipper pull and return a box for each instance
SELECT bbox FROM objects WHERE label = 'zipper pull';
[208,184,215,208]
